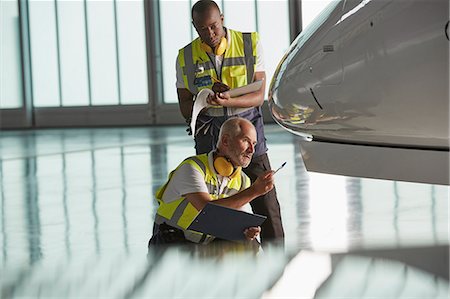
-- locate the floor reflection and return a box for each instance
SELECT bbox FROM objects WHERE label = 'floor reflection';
[0,125,448,298]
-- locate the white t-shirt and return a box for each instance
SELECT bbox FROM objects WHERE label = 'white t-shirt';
[175,29,265,89]
[161,152,253,213]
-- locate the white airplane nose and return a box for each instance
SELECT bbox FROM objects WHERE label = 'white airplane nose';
[268,0,449,185]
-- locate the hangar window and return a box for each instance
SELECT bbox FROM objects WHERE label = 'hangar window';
[0,0,334,127]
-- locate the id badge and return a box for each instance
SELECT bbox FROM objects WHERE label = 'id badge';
[194,75,212,87]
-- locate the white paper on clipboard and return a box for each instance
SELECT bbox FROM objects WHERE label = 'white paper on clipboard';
[190,89,214,137]
[227,79,263,97]
[189,79,264,138]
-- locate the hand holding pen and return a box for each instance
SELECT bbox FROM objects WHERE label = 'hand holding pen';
[273,162,286,175]
[253,162,286,196]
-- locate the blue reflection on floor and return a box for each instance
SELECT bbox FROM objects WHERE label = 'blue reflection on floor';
[0,125,448,298]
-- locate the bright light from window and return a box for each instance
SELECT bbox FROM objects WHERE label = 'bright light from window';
[302,0,336,29]
[0,0,23,109]
[309,172,349,251]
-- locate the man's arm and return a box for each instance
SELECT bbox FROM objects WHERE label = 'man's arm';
[177,88,194,120]
[184,169,274,211]
[208,71,266,108]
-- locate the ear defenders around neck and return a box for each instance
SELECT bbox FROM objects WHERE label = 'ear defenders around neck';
[201,36,227,56]
[214,156,240,178]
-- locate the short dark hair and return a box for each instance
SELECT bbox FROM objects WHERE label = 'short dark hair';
[191,0,221,20]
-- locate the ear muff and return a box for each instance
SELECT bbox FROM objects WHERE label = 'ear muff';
[214,156,234,177]
[201,37,227,56]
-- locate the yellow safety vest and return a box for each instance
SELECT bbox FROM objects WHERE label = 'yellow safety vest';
[178,29,258,94]
[154,154,251,243]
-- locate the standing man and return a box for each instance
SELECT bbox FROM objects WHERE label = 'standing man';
[175,0,284,245]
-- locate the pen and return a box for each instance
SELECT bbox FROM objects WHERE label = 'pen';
[273,162,286,175]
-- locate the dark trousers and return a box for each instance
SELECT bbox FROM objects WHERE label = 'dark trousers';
[243,153,285,244]
[148,223,261,256]
[148,223,190,246]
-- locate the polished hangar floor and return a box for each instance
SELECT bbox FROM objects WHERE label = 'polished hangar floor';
[0,124,448,298]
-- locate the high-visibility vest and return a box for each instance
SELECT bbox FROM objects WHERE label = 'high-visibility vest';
[178,29,258,95]
[154,154,251,243]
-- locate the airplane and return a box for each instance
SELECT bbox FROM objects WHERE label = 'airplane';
[268,0,449,185]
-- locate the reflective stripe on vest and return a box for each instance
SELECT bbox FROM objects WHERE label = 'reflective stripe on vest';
[154,153,248,243]
[178,29,258,95]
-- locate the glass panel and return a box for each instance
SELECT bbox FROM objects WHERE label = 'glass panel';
[29,0,60,107]
[360,181,450,246]
[0,0,23,109]
[37,155,66,259]
[433,186,449,243]
[257,0,290,99]
[309,173,348,251]
[267,144,298,246]
[223,1,256,32]
[396,184,449,244]
[1,160,30,264]
[286,0,340,69]
[65,151,97,256]
[122,145,153,251]
[116,0,148,105]
[57,0,90,107]
[86,0,119,105]
[94,148,122,252]
[360,180,397,246]
[160,0,192,104]
[167,144,195,171]
[302,0,336,29]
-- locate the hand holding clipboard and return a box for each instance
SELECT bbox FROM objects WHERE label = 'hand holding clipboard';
[190,80,264,138]
[208,79,264,105]
[186,163,286,241]
[187,203,266,241]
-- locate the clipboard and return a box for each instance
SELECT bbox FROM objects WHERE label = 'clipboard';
[227,79,263,97]
[190,79,264,137]
[187,203,267,241]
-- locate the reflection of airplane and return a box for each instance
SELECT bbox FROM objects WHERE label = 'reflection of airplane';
[269,0,449,185]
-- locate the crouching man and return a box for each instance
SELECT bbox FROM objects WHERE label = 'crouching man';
[148,117,274,251]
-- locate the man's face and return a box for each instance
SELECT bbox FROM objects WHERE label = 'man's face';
[227,125,257,168]
[192,7,225,49]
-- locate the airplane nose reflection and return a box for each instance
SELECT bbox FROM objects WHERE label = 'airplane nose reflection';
[0,125,448,297]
